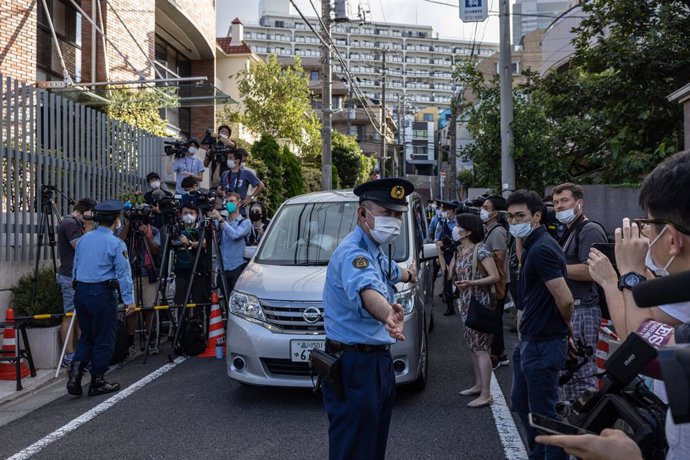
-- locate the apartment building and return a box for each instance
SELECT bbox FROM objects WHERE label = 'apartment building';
[219,0,498,174]
[512,0,571,45]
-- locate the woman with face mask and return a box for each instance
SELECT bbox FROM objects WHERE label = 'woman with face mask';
[448,213,500,408]
[172,204,208,312]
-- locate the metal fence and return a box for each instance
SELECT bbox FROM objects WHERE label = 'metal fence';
[0,73,166,262]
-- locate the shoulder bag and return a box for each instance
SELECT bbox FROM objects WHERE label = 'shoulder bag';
[464,244,499,334]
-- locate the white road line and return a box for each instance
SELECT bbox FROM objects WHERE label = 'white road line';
[490,372,528,460]
[7,357,187,460]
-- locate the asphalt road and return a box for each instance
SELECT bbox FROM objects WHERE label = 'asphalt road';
[0,280,524,460]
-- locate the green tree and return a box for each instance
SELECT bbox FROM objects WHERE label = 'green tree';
[455,61,567,192]
[251,134,284,213]
[301,165,322,193]
[230,54,321,157]
[105,87,175,137]
[536,0,690,182]
[282,145,304,199]
[331,132,363,188]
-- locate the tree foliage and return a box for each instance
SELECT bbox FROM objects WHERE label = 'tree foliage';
[230,54,321,157]
[251,134,284,214]
[331,132,362,188]
[536,0,690,182]
[455,61,568,192]
[282,145,304,199]
[105,87,175,137]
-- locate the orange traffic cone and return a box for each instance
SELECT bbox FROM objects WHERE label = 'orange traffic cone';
[595,319,619,389]
[199,293,226,358]
[0,308,31,380]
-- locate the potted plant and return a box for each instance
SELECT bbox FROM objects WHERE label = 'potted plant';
[11,267,63,369]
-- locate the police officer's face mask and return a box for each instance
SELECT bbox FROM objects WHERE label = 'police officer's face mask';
[364,208,402,245]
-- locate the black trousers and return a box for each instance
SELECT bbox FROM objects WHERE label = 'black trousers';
[222,263,248,295]
[491,293,506,356]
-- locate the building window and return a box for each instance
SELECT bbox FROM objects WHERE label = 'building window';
[423,113,433,122]
[36,0,82,81]
[155,34,192,137]
[413,129,427,139]
[310,71,320,81]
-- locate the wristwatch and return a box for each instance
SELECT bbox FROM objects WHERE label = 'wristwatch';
[617,272,647,291]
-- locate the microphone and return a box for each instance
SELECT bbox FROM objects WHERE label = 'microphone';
[632,270,690,308]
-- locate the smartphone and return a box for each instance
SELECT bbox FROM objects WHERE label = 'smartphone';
[528,413,595,436]
[592,242,617,270]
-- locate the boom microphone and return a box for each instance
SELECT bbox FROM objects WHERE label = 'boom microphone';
[632,270,690,308]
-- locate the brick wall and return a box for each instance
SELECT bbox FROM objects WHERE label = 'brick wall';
[81,0,156,83]
[0,0,37,83]
[190,58,216,138]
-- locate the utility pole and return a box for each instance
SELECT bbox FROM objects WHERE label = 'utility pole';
[321,0,333,190]
[379,48,387,178]
[449,94,458,200]
[499,0,515,197]
[401,94,407,177]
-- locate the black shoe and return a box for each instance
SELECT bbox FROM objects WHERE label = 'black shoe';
[66,361,86,396]
[88,374,121,396]
[443,309,456,316]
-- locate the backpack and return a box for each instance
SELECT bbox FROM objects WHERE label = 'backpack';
[485,224,509,300]
[567,219,611,320]
[175,317,207,356]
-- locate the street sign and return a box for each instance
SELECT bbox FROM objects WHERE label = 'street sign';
[459,0,488,23]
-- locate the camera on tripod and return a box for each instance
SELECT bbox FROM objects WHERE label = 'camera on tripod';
[164,140,190,159]
[124,204,153,225]
[200,128,234,164]
[186,190,218,213]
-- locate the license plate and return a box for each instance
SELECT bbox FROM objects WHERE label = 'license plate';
[290,340,325,362]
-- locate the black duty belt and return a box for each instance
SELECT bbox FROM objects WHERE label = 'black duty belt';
[326,339,391,353]
[73,279,120,290]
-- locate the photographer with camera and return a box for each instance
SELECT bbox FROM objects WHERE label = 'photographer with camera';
[143,172,173,228]
[57,197,97,368]
[434,200,459,316]
[172,203,209,311]
[118,205,161,354]
[551,183,608,403]
[167,137,205,194]
[219,148,265,215]
[203,125,237,186]
[208,192,251,293]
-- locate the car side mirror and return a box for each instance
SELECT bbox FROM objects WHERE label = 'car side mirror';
[243,246,257,260]
[420,243,437,262]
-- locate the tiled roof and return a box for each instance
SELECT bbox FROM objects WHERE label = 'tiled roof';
[217,37,253,55]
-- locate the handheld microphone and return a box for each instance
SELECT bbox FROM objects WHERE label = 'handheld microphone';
[632,270,690,308]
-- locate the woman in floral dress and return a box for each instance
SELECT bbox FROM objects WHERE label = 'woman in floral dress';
[450,213,499,408]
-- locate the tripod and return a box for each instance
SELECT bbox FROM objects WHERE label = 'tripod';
[168,214,231,361]
[123,219,159,366]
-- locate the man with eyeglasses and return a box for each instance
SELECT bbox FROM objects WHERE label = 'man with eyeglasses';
[585,151,690,460]
[506,190,575,460]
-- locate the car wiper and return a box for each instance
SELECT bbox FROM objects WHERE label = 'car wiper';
[292,261,329,266]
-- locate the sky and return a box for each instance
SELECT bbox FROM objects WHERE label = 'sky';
[224,0,505,45]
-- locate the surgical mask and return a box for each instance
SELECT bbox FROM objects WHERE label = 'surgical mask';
[436,209,442,218]
[443,211,451,219]
[227,160,236,169]
[509,221,534,239]
[182,214,196,225]
[365,209,402,245]
[556,203,580,225]
[220,133,228,139]
[226,202,237,214]
[149,180,160,190]
[187,147,197,155]
[480,209,491,223]
[645,226,675,277]
[452,226,464,242]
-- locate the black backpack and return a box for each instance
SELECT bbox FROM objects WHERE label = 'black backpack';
[175,317,207,356]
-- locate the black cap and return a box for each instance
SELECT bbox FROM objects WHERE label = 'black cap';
[438,199,459,210]
[75,197,97,210]
[353,178,414,212]
[94,199,123,214]
[146,172,160,182]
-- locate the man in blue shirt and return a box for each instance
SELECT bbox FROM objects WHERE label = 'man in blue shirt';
[67,200,135,397]
[322,178,417,460]
[209,192,251,294]
[167,138,205,194]
[219,149,265,215]
[506,190,574,460]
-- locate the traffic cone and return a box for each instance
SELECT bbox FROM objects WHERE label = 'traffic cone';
[199,293,226,358]
[0,308,31,380]
[595,319,618,389]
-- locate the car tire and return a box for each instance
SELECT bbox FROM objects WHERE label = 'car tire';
[411,327,428,391]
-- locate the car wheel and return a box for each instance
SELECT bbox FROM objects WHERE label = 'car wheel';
[411,327,428,391]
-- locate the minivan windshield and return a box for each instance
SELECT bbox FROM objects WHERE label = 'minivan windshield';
[255,201,409,266]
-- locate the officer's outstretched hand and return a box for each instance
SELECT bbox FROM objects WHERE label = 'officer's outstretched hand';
[125,304,137,316]
[385,303,405,341]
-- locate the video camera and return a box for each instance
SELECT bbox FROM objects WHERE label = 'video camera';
[542,199,564,240]
[559,338,595,386]
[123,204,153,225]
[164,140,189,159]
[183,190,218,213]
[457,195,485,216]
[200,128,234,164]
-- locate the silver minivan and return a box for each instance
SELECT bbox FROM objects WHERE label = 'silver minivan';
[226,190,437,389]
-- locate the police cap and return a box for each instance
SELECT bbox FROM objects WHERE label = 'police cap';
[94,199,123,215]
[353,178,414,212]
[438,199,460,211]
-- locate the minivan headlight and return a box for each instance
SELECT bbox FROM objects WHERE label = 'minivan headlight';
[395,289,415,315]
[229,291,266,322]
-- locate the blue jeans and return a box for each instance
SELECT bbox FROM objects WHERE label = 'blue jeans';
[56,273,75,313]
[73,282,118,375]
[511,337,568,460]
